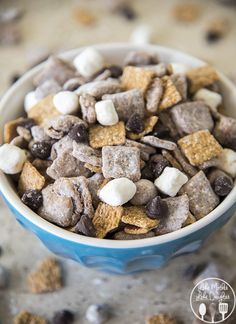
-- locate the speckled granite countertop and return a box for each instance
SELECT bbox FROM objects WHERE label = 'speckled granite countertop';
[0,0,236,323]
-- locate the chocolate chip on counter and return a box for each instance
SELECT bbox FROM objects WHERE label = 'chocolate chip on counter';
[152,121,170,138]
[68,124,88,143]
[118,5,137,21]
[52,310,74,324]
[18,118,36,130]
[208,169,233,196]
[145,196,168,219]
[30,141,52,159]
[73,214,96,237]
[206,30,222,43]
[183,262,207,281]
[149,154,170,178]
[126,113,144,134]
[0,265,8,289]
[21,189,43,211]
[86,304,111,324]
[108,65,123,78]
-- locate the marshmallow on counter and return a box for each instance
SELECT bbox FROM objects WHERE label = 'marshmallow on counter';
[216,148,236,178]
[24,91,39,113]
[95,100,119,126]
[130,24,152,45]
[99,178,136,206]
[169,63,189,75]
[53,91,79,115]
[194,88,222,111]
[0,144,27,174]
[73,47,105,78]
[154,167,188,197]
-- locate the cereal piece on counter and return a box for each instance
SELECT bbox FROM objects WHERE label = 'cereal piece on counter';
[92,202,123,238]
[34,56,76,87]
[170,74,188,100]
[181,171,220,219]
[187,65,219,94]
[130,179,157,206]
[0,144,26,174]
[86,304,111,324]
[124,225,150,235]
[125,139,156,161]
[178,130,223,166]
[28,95,61,125]
[194,88,222,112]
[172,148,198,177]
[172,3,200,22]
[141,136,177,151]
[28,258,62,293]
[52,309,74,324]
[53,91,79,115]
[13,311,46,324]
[95,99,119,126]
[145,196,169,220]
[18,161,45,195]
[161,150,182,171]
[103,89,145,121]
[73,7,96,26]
[73,142,102,167]
[73,47,105,78]
[99,178,136,206]
[84,163,102,174]
[21,190,43,211]
[0,265,8,289]
[145,313,177,324]
[76,79,122,98]
[89,121,125,149]
[154,166,188,197]
[171,102,214,135]
[216,148,236,178]
[159,76,182,111]
[102,146,141,181]
[155,194,189,234]
[213,114,236,150]
[127,116,158,140]
[114,230,155,240]
[79,93,97,124]
[35,79,62,100]
[24,91,39,113]
[122,206,159,229]
[124,51,158,66]
[4,117,24,143]
[146,77,163,113]
[208,169,233,196]
[122,66,155,92]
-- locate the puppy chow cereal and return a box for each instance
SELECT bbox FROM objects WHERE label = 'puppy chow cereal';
[0,48,235,240]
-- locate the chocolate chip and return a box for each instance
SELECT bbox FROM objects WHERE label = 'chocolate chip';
[149,154,169,178]
[212,175,233,196]
[118,5,137,20]
[52,310,74,324]
[183,262,207,281]
[126,113,144,134]
[30,141,52,159]
[141,165,154,181]
[152,121,170,138]
[21,190,43,211]
[0,265,8,289]
[206,31,222,43]
[73,214,96,237]
[68,124,88,143]
[108,65,123,78]
[19,118,36,130]
[145,196,168,219]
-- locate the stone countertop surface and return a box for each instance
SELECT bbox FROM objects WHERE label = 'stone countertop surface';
[0,0,236,323]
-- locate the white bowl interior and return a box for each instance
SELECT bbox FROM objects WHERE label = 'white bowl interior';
[0,43,236,248]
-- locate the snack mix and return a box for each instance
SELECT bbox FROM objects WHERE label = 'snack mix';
[0,47,235,240]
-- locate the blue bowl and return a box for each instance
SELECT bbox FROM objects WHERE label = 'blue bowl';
[1,44,236,274]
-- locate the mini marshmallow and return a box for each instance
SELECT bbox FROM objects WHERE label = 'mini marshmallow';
[95,100,119,126]
[216,148,236,178]
[99,178,136,206]
[53,91,79,115]
[0,144,26,174]
[73,47,105,78]
[194,88,222,111]
[130,25,152,44]
[169,63,189,75]
[154,166,188,197]
[24,91,39,113]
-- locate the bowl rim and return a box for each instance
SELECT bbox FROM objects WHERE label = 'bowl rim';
[0,42,236,249]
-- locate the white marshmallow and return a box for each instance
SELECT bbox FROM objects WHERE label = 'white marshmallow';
[53,91,79,115]
[24,91,39,113]
[99,178,136,206]
[194,88,222,112]
[0,144,26,174]
[73,47,105,78]
[154,167,188,197]
[169,62,189,75]
[95,100,119,126]
[130,25,152,44]
[216,148,236,178]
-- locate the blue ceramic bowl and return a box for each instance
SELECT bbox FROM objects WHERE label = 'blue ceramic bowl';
[0,44,236,274]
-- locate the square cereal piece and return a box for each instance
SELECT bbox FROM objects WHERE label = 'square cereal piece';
[122,206,159,229]
[4,117,24,143]
[127,116,158,140]
[102,146,141,181]
[124,225,150,235]
[178,130,223,166]
[18,161,45,195]
[28,257,62,293]
[92,202,124,238]
[159,76,182,111]
[84,163,102,173]
[28,95,61,125]
[187,65,219,93]
[181,171,219,219]
[89,121,125,149]
[145,313,177,324]
[13,311,46,324]
[122,66,155,93]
